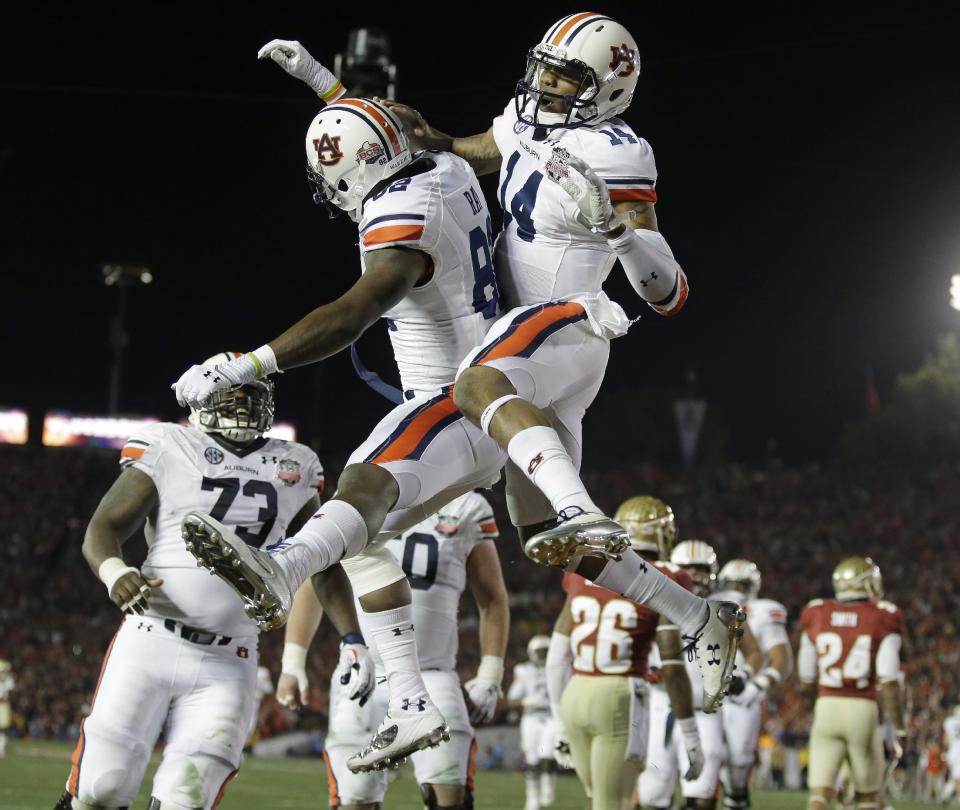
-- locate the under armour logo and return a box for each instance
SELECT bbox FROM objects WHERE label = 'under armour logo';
[137,622,152,632]
[261,455,278,464]
[528,453,544,475]
[391,624,415,636]
[639,271,658,288]
[707,644,721,666]
[638,559,648,573]
[401,698,427,712]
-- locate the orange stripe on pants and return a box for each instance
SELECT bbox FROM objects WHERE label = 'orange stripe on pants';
[323,749,340,806]
[369,395,459,464]
[473,302,586,367]
[211,769,239,808]
[68,626,120,796]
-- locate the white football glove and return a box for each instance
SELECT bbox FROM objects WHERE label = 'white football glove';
[463,677,500,724]
[728,677,764,708]
[552,718,574,770]
[336,641,375,706]
[678,716,705,781]
[544,147,618,234]
[172,346,277,408]
[257,39,345,102]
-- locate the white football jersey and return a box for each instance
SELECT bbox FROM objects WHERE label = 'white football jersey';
[647,642,706,710]
[358,491,498,671]
[507,661,551,713]
[0,672,13,701]
[945,715,960,748]
[120,423,323,637]
[358,151,500,395]
[491,99,658,311]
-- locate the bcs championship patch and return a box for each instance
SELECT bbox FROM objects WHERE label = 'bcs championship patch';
[276,458,302,486]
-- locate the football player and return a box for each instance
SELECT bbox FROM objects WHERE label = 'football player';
[546,496,703,810]
[713,559,793,810]
[277,492,508,810]
[507,635,557,810]
[638,540,733,810]
[0,658,12,758]
[944,706,960,804]
[54,362,374,810]
[798,557,907,810]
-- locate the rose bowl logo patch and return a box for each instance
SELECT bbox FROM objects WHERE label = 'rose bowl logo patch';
[357,140,385,164]
[276,458,302,486]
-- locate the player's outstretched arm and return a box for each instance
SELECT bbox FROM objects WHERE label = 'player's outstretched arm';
[657,616,704,780]
[278,580,324,710]
[257,39,347,103]
[83,467,163,615]
[172,247,430,408]
[463,541,511,724]
[546,598,575,769]
[376,99,502,176]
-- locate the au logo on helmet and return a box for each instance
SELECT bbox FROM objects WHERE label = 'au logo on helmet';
[609,44,637,77]
[313,133,344,166]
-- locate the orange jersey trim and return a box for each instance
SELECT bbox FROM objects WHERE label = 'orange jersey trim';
[363,224,424,248]
[323,749,339,805]
[609,188,657,203]
[120,446,145,461]
[550,12,599,46]
[479,521,499,535]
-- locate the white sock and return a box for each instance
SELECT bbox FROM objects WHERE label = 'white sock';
[274,500,368,590]
[506,426,599,516]
[592,550,707,635]
[540,770,556,803]
[525,772,540,810]
[364,605,431,714]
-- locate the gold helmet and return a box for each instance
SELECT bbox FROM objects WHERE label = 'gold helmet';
[832,556,883,601]
[614,496,676,559]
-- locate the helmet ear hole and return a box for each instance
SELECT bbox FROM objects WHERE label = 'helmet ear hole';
[338,179,349,191]
[610,89,624,102]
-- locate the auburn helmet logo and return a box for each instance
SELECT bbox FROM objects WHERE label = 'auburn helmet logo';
[609,44,637,77]
[313,133,344,166]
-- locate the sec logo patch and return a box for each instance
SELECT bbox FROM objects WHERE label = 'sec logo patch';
[204,447,224,464]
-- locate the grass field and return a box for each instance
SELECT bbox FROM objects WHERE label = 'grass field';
[0,741,937,810]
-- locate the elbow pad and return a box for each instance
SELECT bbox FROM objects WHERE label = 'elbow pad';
[608,228,688,316]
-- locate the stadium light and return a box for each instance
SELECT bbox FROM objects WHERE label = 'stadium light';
[102,264,154,414]
[334,28,397,98]
[951,274,960,312]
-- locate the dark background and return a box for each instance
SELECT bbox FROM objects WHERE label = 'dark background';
[3,1,960,464]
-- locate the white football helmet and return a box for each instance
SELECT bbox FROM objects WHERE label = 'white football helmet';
[305,97,411,221]
[527,634,550,665]
[188,352,275,444]
[516,12,640,129]
[671,539,718,598]
[718,559,762,601]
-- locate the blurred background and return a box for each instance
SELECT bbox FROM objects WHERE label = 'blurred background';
[2,0,960,804]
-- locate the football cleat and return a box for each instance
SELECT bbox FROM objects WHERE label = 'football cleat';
[684,600,745,713]
[523,508,630,568]
[347,705,449,773]
[181,512,293,630]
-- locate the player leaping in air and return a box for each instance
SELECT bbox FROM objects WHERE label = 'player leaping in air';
[173,13,742,774]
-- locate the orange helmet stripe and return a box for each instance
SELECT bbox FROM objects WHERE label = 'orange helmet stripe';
[337,98,402,157]
[550,12,600,46]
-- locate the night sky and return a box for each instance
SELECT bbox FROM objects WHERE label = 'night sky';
[4,2,960,464]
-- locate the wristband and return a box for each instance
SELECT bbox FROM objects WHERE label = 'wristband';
[476,655,505,686]
[755,666,782,691]
[98,557,139,596]
[341,632,365,647]
[678,716,699,737]
[246,344,279,378]
[281,642,308,674]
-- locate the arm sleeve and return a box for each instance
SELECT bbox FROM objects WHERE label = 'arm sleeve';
[459,492,499,542]
[876,633,902,682]
[506,667,525,702]
[590,132,658,203]
[545,632,573,716]
[797,632,818,684]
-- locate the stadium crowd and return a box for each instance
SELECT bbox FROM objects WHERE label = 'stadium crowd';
[2,443,957,792]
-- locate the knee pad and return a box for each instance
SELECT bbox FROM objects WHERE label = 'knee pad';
[419,783,471,810]
[341,544,406,597]
[724,764,752,791]
[478,394,523,435]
